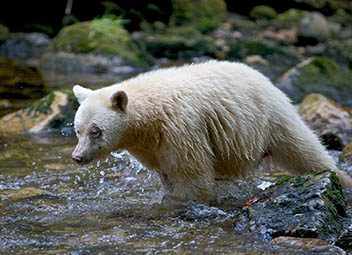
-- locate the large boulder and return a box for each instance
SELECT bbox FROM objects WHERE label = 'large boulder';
[276,57,352,106]
[0,33,50,67]
[0,90,78,135]
[40,18,153,75]
[235,171,347,242]
[297,12,330,44]
[299,93,352,149]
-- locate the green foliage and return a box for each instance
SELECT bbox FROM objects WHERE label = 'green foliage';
[143,25,216,59]
[294,57,352,99]
[28,23,54,35]
[170,0,227,32]
[274,8,305,28]
[0,24,9,42]
[250,5,278,20]
[50,17,150,67]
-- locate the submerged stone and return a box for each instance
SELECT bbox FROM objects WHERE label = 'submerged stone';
[235,171,347,242]
[2,187,50,201]
[271,236,346,254]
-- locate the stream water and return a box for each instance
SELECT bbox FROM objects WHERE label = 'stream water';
[0,64,350,254]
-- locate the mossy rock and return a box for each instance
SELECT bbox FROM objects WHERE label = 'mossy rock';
[299,93,352,148]
[0,24,9,42]
[0,90,78,135]
[277,57,352,106]
[250,5,278,20]
[48,18,151,67]
[140,26,217,59]
[235,171,347,241]
[170,0,227,32]
[274,9,305,29]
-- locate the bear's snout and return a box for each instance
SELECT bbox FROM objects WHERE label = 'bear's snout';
[72,153,83,164]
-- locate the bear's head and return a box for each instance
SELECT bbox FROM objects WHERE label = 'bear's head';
[72,85,129,165]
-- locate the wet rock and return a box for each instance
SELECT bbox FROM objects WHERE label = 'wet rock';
[40,17,153,75]
[299,93,352,148]
[133,26,216,60]
[170,0,227,32]
[0,33,50,67]
[0,90,78,135]
[0,24,9,42]
[250,5,277,20]
[276,57,352,106]
[271,237,346,254]
[235,171,347,242]
[1,187,50,201]
[298,12,330,44]
[335,223,352,250]
[340,143,352,164]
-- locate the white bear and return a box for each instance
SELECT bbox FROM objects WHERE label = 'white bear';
[72,60,349,202]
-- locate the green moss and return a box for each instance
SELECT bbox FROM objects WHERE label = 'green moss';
[293,57,352,101]
[170,0,227,32]
[324,171,346,216]
[26,92,55,115]
[274,8,305,28]
[275,175,292,186]
[250,5,277,20]
[144,26,216,59]
[50,17,151,67]
[0,24,9,42]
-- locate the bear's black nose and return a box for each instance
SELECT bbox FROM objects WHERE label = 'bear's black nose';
[72,154,83,164]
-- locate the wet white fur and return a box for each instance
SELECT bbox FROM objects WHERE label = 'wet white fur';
[73,60,344,202]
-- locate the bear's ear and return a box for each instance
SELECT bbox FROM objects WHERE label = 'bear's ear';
[110,90,128,112]
[73,84,92,104]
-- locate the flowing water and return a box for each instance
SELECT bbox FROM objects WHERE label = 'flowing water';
[0,62,350,254]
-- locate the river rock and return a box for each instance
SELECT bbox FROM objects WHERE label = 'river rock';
[298,12,330,44]
[0,33,50,67]
[2,187,50,201]
[234,171,347,242]
[0,90,78,135]
[276,57,352,106]
[40,17,152,76]
[299,93,352,149]
[271,237,346,254]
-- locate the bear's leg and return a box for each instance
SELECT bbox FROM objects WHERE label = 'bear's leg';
[159,164,216,203]
[270,116,336,174]
[269,116,352,186]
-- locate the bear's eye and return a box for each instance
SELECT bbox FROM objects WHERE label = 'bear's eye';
[90,126,102,138]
